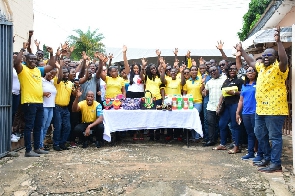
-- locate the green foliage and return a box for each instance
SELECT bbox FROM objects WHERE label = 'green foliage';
[237,0,272,41]
[42,44,49,59]
[67,27,105,60]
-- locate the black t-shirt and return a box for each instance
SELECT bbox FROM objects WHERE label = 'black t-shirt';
[221,77,244,105]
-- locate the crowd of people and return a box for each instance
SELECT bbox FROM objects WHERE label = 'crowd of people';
[11,28,289,173]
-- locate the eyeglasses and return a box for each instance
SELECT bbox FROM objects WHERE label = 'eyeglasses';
[246,69,255,73]
[209,69,217,73]
[262,53,273,57]
[228,68,237,72]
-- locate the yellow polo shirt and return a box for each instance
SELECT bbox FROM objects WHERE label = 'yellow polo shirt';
[255,61,289,115]
[105,76,124,99]
[183,77,202,103]
[54,77,73,106]
[165,78,182,95]
[78,100,102,123]
[18,65,43,104]
[145,76,162,100]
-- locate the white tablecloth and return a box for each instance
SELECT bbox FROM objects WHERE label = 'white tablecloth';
[103,109,203,142]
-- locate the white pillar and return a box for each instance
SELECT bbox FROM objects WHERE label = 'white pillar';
[292,24,295,174]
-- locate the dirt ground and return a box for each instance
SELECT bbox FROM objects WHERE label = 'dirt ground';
[0,135,294,196]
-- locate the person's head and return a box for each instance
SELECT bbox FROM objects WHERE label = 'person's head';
[25,53,37,69]
[62,67,69,80]
[261,48,276,67]
[183,68,190,80]
[170,68,177,80]
[109,66,118,78]
[165,65,172,77]
[145,63,160,81]
[36,50,44,61]
[199,64,206,75]
[120,67,127,79]
[131,63,141,75]
[208,65,220,79]
[85,91,95,106]
[63,57,71,66]
[225,63,237,78]
[36,61,45,67]
[209,59,216,66]
[69,68,76,80]
[245,66,258,85]
[205,61,211,71]
[189,66,198,79]
[149,64,158,76]
[45,68,57,81]
[89,63,96,73]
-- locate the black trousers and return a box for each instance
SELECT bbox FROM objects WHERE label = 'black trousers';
[73,123,104,142]
[207,110,219,142]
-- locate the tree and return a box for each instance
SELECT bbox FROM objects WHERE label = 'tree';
[237,0,271,41]
[42,44,49,59]
[68,27,105,60]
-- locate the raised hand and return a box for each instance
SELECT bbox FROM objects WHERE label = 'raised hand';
[46,46,53,53]
[192,59,197,66]
[199,57,205,65]
[69,46,75,53]
[76,89,82,98]
[141,57,148,67]
[94,51,99,58]
[34,39,40,47]
[274,27,281,42]
[23,42,29,49]
[179,65,184,73]
[216,40,224,50]
[234,42,242,51]
[174,59,179,67]
[173,48,178,56]
[29,30,34,37]
[61,41,69,50]
[186,50,191,58]
[56,47,61,56]
[82,51,88,60]
[122,45,127,53]
[156,49,161,56]
[235,50,241,57]
[55,61,60,69]
[108,53,114,59]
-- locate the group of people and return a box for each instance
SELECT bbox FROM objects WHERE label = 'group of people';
[11,28,289,173]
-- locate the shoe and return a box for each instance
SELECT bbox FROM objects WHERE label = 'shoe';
[203,141,216,147]
[212,145,227,150]
[82,142,88,148]
[259,163,282,173]
[60,144,69,150]
[42,146,50,151]
[177,137,183,141]
[11,134,20,140]
[25,151,40,157]
[95,141,101,148]
[70,142,77,148]
[139,137,144,140]
[241,154,255,160]
[133,138,139,141]
[252,155,263,163]
[165,136,172,141]
[34,149,49,154]
[254,159,270,167]
[53,146,63,151]
[11,137,18,142]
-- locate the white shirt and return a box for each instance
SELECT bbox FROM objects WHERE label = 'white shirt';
[42,78,57,107]
[12,68,20,95]
[205,76,226,111]
[100,78,106,101]
[127,74,144,92]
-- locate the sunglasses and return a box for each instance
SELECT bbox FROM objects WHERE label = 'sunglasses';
[246,69,255,73]
[228,68,237,72]
[262,53,273,57]
[209,69,217,73]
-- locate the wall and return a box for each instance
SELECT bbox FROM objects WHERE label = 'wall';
[0,0,34,51]
[278,6,295,27]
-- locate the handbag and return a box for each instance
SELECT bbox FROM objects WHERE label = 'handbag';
[140,90,156,110]
[121,98,141,110]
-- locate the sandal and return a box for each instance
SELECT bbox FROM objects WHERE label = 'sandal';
[228,146,241,154]
[212,145,227,150]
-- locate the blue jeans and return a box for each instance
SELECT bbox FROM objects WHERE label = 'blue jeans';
[22,103,44,152]
[53,105,71,146]
[191,103,202,139]
[202,100,209,141]
[254,114,286,165]
[219,103,241,146]
[40,107,54,148]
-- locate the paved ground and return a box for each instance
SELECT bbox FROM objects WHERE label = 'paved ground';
[0,135,294,196]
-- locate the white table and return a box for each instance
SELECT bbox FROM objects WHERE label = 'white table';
[103,109,203,142]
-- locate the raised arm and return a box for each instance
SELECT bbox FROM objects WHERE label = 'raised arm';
[14,42,28,74]
[275,27,288,72]
[173,48,178,63]
[57,60,65,84]
[79,54,90,84]
[140,58,147,81]
[27,30,33,54]
[108,53,113,71]
[122,45,130,75]
[156,49,161,66]
[34,39,40,51]
[216,40,227,60]
[235,43,256,68]
[235,50,242,71]
[159,58,167,85]
[78,51,87,78]
[43,47,56,73]
[98,54,107,81]
[72,89,82,112]
[186,50,192,68]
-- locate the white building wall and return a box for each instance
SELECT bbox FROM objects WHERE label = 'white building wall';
[0,0,33,51]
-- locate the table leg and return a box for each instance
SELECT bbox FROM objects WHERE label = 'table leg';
[186,128,189,148]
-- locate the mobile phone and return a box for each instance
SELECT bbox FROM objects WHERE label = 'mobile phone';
[238,118,241,125]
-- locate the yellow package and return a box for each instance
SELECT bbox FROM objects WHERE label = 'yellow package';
[222,86,238,97]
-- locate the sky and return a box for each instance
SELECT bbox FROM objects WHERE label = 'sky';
[33,0,251,51]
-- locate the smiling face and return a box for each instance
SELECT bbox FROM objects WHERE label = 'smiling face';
[262,48,276,66]
[199,64,206,75]
[183,69,190,79]
[133,64,140,74]
[190,66,198,79]
[170,68,177,80]
[246,67,257,81]
[110,67,118,78]
[45,69,57,81]
[209,66,220,79]
[86,91,95,106]
[228,65,237,78]
[89,64,96,73]
[165,65,172,77]
[26,54,37,69]
[62,68,69,80]
[150,65,157,75]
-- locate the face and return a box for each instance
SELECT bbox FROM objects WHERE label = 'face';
[183,69,190,79]
[228,65,237,78]
[150,65,157,75]
[110,67,118,78]
[170,68,177,79]
[205,62,211,71]
[209,66,220,79]
[133,65,140,74]
[165,65,172,77]
[64,58,71,66]
[246,67,256,80]
[62,68,69,80]
[90,64,96,73]
[262,48,276,66]
[86,92,94,106]
[36,51,44,60]
[190,66,198,78]
[26,55,37,69]
[45,69,57,81]
[199,65,206,75]
[69,68,76,80]
[120,70,127,78]
[87,68,93,78]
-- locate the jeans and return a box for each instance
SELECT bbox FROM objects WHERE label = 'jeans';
[22,103,44,152]
[12,94,20,124]
[219,103,241,146]
[242,114,257,156]
[254,114,286,165]
[53,105,71,146]
[207,110,219,142]
[191,103,202,139]
[40,107,54,148]
[202,100,209,141]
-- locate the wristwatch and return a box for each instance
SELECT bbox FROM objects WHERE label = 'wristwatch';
[20,48,26,52]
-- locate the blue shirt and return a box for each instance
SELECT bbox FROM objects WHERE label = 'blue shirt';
[241,82,256,114]
[202,74,211,103]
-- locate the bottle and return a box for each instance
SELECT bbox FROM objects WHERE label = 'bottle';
[188,95,194,109]
[183,97,188,109]
[177,96,182,110]
[172,96,177,110]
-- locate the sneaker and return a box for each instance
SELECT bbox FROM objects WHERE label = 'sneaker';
[252,155,263,163]
[11,137,18,143]
[70,142,77,148]
[241,154,255,160]
[60,144,69,150]
[53,146,63,151]
[34,149,49,154]
[25,151,40,157]
[95,141,101,148]
[11,134,20,140]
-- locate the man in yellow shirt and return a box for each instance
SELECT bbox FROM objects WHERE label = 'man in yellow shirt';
[14,40,56,157]
[236,27,288,173]
[72,90,104,148]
